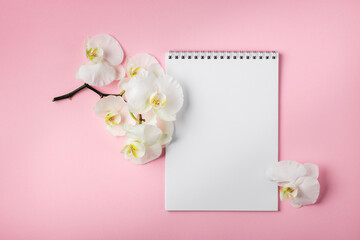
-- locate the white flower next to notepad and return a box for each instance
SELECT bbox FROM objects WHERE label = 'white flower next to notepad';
[266,160,320,208]
[121,124,168,164]
[118,53,165,89]
[124,71,184,121]
[93,96,135,136]
[76,34,125,86]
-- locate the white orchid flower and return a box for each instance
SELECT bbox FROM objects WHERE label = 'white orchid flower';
[266,160,320,208]
[124,71,183,121]
[121,124,163,164]
[76,34,125,86]
[94,96,133,136]
[118,53,164,89]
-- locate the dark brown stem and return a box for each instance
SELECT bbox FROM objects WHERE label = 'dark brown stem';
[139,114,145,124]
[52,84,124,102]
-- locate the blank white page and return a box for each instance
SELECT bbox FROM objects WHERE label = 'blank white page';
[165,51,278,211]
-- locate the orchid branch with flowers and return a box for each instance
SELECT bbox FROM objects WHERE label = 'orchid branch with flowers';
[53,34,183,164]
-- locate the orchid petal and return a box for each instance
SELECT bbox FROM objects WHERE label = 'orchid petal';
[157,119,174,146]
[125,124,162,146]
[76,61,116,86]
[303,163,319,179]
[157,75,184,119]
[266,160,307,183]
[288,199,302,208]
[125,53,159,75]
[143,110,156,125]
[130,144,162,164]
[145,113,174,146]
[154,109,176,121]
[94,96,126,115]
[87,34,124,65]
[116,64,126,80]
[124,71,157,114]
[279,190,286,201]
[159,134,172,147]
[291,176,320,207]
[148,63,165,77]
[118,77,131,90]
[119,105,134,124]
[156,118,174,137]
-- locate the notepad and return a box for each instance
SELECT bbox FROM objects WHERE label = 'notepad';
[165,51,279,211]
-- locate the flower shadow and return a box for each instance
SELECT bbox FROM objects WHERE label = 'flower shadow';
[170,81,190,143]
[316,165,327,204]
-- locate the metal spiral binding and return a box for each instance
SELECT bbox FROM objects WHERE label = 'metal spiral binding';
[167,51,278,60]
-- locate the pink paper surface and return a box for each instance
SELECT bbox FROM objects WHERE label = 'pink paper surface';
[1,0,360,239]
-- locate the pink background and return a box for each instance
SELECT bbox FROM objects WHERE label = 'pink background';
[1,0,360,239]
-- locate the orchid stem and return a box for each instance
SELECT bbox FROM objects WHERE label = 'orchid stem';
[130,112,145,124]
[130,112,139,123]
[52,84,87,102]
[52,83,123,102]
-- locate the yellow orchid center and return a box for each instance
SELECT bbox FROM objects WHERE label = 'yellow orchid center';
[129,66,142,77]
[279,183,298,200]
[86,47,103,62]
[127,144,139,158]
[105,112,121,126]
[121,140,145,159]
[149,92,166,109]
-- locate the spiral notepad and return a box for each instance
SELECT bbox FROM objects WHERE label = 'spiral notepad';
[165,51,279,211]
